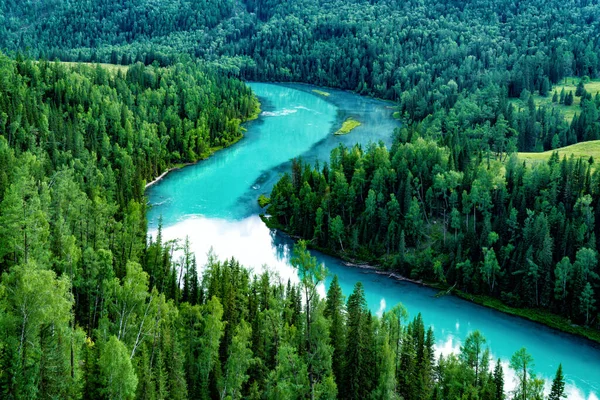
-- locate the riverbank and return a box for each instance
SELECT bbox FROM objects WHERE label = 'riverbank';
[145,140,243,189]
[451,290,600,345]
[145,97,261,189]
[261,214,600,345]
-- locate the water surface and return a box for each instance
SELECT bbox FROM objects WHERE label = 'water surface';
[147,83,600,399]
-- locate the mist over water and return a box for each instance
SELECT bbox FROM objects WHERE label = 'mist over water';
[147,83,600,399]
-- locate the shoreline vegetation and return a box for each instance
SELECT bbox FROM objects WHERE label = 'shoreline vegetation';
[260,214,600,345]
[145,97,261,189]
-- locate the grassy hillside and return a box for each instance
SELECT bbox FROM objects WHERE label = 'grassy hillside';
[511,77,600,122]
[518,140,600,164]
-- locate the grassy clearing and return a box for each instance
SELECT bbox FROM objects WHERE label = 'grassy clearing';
[58,61,130,74]
[334,117,361,135]
[511,77,600,122]
[312,89,330,97]
[518,140,600,164]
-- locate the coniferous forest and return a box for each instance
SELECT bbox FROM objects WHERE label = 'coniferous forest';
[1,0,600,399]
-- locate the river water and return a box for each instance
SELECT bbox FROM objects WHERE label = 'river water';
[147,82,600,399]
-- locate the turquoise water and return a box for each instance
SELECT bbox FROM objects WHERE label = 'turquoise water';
[147,83,600,399]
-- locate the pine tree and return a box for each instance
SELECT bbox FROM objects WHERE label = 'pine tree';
[493,358,504,400]
[290,240,329,399]
[343,282,370,399]
[565,91,574,106]
[576,80,585,97]
[540,77,550,97]
[397,331,416,400]
[419,327,435,397]
[548,364,566,400]
[325,275,345,387]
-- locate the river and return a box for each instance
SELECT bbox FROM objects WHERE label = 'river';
[147,82,600,399]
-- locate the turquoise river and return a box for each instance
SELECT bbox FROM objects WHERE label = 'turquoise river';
[147,83,600,399]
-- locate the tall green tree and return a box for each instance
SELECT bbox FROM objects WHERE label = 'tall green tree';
[460,330,488,386]
[220,320,253,400]
[324,275,345,387]
[99,336,138,400]
[509,348,535,400]
[548,364,566,400]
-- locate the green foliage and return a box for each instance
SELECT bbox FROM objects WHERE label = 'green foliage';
[266,344,309,399]
[269,136,600,331]
[2,0,600,151]
[548,364,566,400]
[220,320,253,400]
[0,0,593,395]
[99,336,138,400]
[494,359,505,400]
[0,53,259,399]
[509,348,536,400]
[460,330,487,386]
[257,194,270,208]
[0,262,80,399]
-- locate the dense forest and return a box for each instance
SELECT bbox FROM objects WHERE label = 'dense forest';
[2,0,600,151]
[0,54,566,399]
[0,0,599,398]
[267,130,600,328]
[0,50,570,400]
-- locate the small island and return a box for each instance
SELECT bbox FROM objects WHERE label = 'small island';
[311,89,330,97]
[334,117,362,135]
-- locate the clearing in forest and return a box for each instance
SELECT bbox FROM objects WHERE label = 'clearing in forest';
[518,140,600,164]
[511,77,600,122]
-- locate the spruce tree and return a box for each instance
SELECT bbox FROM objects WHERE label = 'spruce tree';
[548,364,566,400]
[540,77,550,97]
[343,282,370,399]
[493,358,504,400]
[576,80,585,97]
[325,275,346,387]
[565,91,574,106]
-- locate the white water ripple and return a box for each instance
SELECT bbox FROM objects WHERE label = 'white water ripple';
[261,108,298,117]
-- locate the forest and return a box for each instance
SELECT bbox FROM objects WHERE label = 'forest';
[2,0,600,152]
[0,50,569,400]
[0,54,565,399]
[0,0,599,398]
[268,133,600,326]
